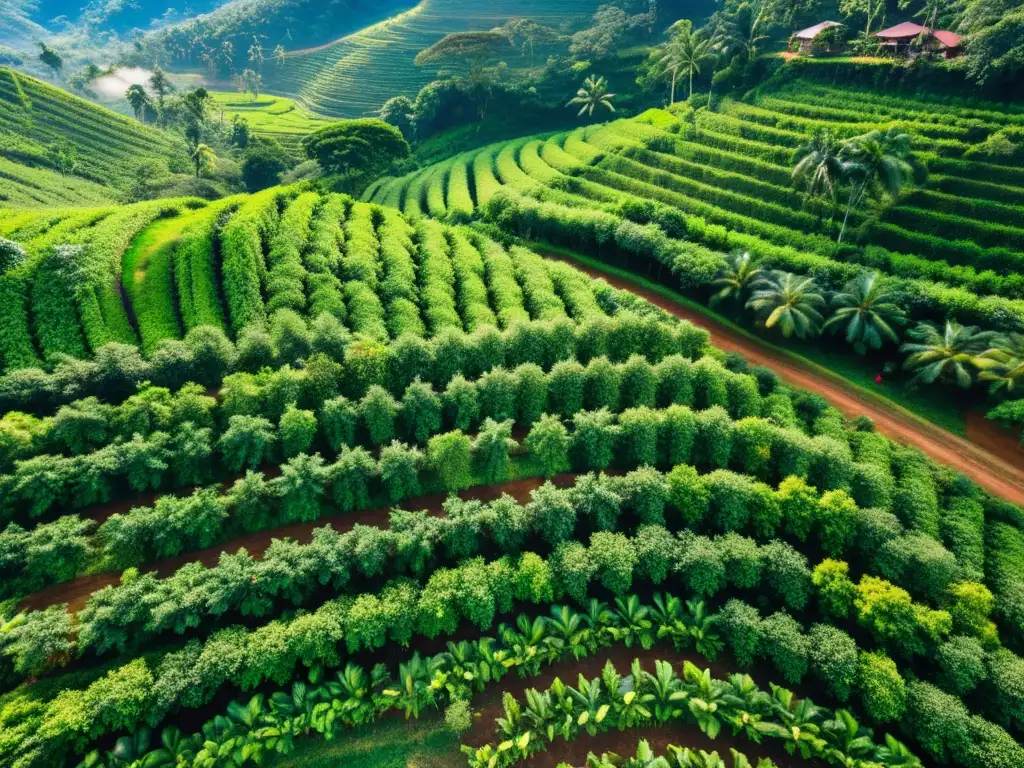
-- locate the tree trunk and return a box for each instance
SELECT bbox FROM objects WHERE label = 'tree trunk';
[838,179,869,244]
[670,70,677,105]
[689,68,694,100]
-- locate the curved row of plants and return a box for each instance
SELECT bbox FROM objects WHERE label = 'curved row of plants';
[4,457,1022,765]
[1,350,761,595]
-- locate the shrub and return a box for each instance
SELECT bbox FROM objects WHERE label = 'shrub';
[936,636,988,696]
[525,414,570,479]
[857,651,906,723]
[427,431,473,492]
[758,611,809,684]
[279,404,317,459]
[444,699,472,735]
[808,624,858,702]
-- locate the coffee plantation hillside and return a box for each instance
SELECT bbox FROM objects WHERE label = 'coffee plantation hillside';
[367,79,1024,349]
[0,68,189,202]
[258,0,617,118]
[0,186,1023,768]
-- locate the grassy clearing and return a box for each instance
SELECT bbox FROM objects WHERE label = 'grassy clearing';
[270,716,461,767]
[209,92,336,155]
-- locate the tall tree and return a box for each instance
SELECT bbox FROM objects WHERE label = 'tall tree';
[836,127,914,243]
[567,75,616,117]
[248,36,265,71]
[503,18,562,67]
[709,251,763,306]
[792,130,845,202]
[840,0,886,37]
[901,321,1000,388]
[149,67,173,109]
[659,20,711,103]
[302,119,410,187]
[125,84,150,122]
[190,143,216,179]
[977,333,1024,394]
[823,272,906,353]
[746,271,826,339]
[273,44,286,66]
[241,68,263,101]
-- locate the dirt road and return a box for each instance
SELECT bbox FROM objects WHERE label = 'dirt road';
[546,252,1024,507]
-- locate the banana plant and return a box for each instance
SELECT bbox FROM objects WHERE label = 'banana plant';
[495,690,527,743]
[590,739,672,767]
[823,709,877,765]
[548,675,579,741]
[723,673,773,744]
[653,593,691,650]
[444,639,489,697]
[873,733,923,768]
[462,742,507,768]
[764,684,826,758]
[641,659,689,722]
[379,653,439,718]
[268,683,318,735]
[667,747,727,768]
[684,599,724,660]
[548,604,592,659]
[682,661,730,739]
[466,635,515,685]
[192,716,249,768]
[501,614,561,677]
[136,726,202,768]
[613,661,656,729]
[569,674,610,736]
[608,595,655,649]
[523,686,560,746]
[583,598,617,652]
[313,663,375,733]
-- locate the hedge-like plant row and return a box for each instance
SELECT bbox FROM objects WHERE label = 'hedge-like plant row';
[0,343,744,531]
[378,205,426,338]
[173,198,236,333]
[219,186,284,335]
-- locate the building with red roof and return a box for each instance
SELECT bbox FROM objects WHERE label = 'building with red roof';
[874,22,963,58]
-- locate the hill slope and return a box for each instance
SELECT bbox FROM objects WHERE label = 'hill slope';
[263,0,606,117]
[0,67,187,201]
[367,80,1024,336]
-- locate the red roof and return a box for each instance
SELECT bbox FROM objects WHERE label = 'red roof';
[933,30,962,48]
[795,21,841,40]
[875,21,929,39]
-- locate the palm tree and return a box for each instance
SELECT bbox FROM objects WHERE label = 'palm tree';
[823,271,906,354]
[746,271,826,339]
[567,75,616,117]
[792,130,845,202]
[900,320,1000,388]
[836,126,914,243]
[273,44,286,66]
[125,83,150,122]
[709,250,763,306]
[977,333,1024,394]
[660,20,711,104]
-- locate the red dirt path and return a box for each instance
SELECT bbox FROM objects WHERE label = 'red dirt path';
[544,252,1024,507]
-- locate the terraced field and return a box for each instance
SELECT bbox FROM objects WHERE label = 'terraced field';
[2,180,1024,768]
[264,0,604,117]
[209,92,337,155]
[368,79,1024,336]
[0,67,188,194]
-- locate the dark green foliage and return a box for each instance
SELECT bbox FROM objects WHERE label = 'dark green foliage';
[808,624,858,702]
